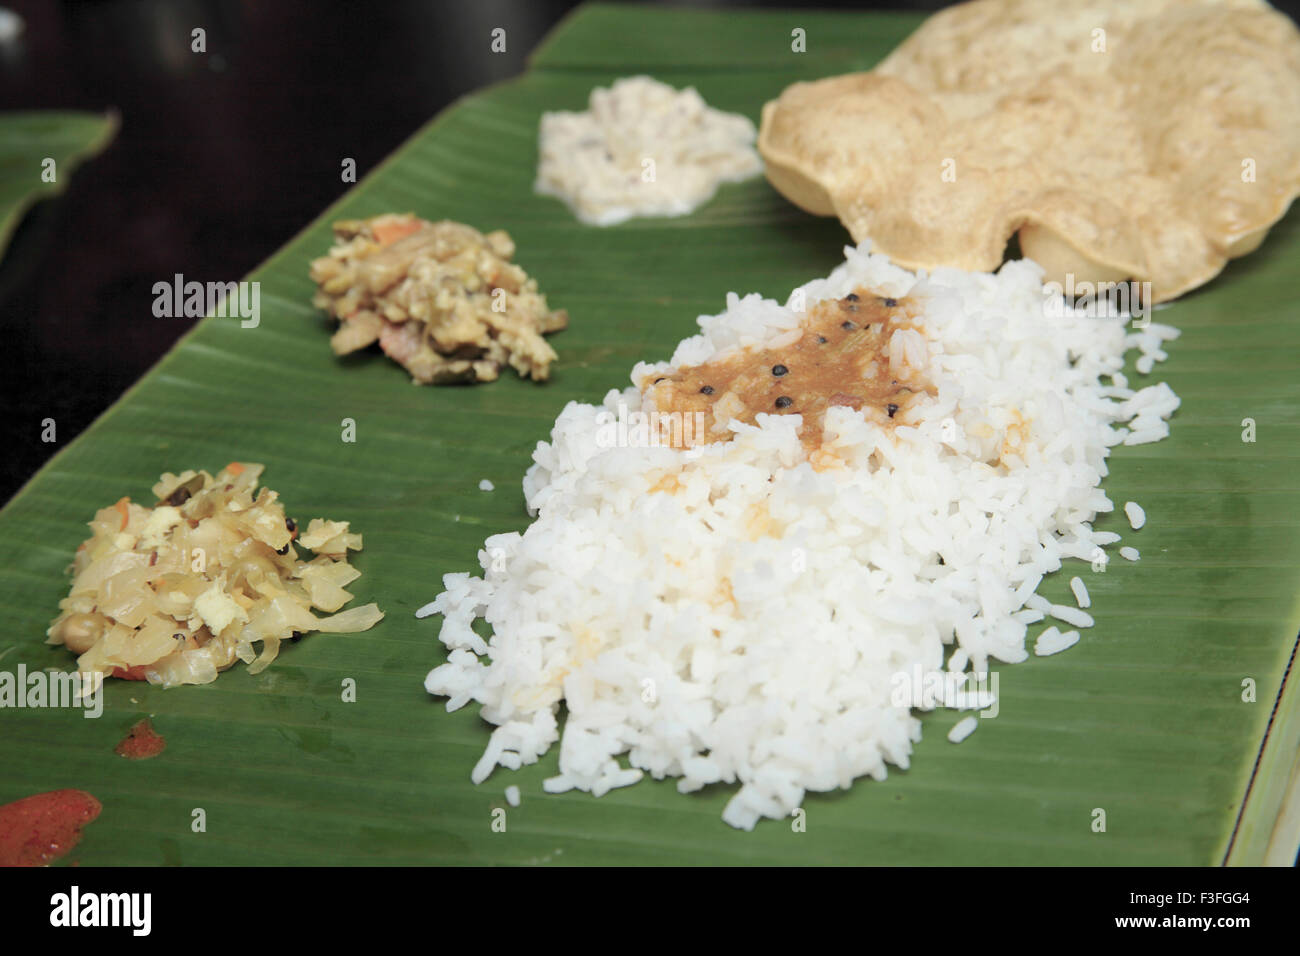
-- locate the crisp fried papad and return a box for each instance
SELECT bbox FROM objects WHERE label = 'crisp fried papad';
[758,0,1300,302]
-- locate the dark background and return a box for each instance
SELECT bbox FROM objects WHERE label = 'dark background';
[2,0,1298,505]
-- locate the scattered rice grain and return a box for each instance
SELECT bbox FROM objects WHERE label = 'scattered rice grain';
[948,716,978,743]
[1069,576,1091,609]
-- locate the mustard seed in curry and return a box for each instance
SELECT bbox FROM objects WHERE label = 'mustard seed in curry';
[642,290,932,448]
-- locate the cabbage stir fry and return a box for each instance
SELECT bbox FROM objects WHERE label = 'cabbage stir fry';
[47,463,383,689]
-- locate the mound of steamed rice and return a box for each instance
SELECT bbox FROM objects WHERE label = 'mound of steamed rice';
[420,242,1179,829]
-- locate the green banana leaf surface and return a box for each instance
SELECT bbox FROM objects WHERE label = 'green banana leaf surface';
[0,111,117,264]
[1,4,1297,865]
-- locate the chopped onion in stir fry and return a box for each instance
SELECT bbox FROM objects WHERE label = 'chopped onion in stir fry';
[47,463,383,689]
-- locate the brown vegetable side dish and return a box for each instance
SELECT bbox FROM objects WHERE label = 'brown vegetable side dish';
[310,213,568,384]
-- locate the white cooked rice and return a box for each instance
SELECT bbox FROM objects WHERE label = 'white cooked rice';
[1125,500,1146,530]
[1120,546,1141,561]
[1050,603,1094,629]
[1069,575,1091,609]
[478,479,495,492]
[948,716,978,743]
[504,785,521,807]
[534,76,762,226]
[1035,628,1081,656]
[421,242,1179,829]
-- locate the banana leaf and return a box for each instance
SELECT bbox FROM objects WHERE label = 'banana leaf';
[0,111,118,263]
[0,4,1296,866]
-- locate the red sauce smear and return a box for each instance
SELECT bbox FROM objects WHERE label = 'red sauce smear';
[115,718,166,760]
[0,790,101,867]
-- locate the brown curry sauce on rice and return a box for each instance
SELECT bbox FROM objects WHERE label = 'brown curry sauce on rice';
[641,289,933,451]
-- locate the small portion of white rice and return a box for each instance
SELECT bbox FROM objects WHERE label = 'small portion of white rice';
[478,479,495,492]
[421,242,1179,829]
[534,76,762,227]
[1125,501,1146,530]
[1120,546,1141,561]
[505,785,521,807]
